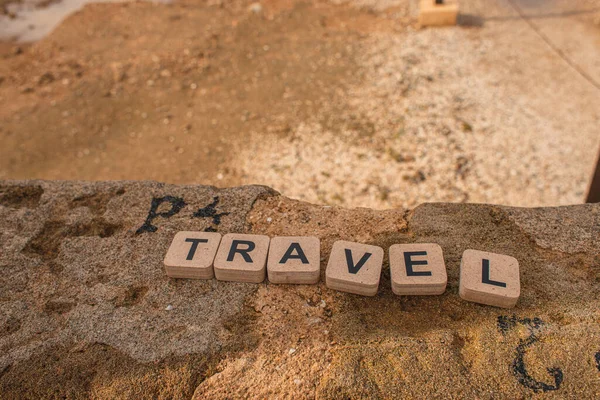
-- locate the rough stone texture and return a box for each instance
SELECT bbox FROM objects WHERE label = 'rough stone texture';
[0,180,599,398]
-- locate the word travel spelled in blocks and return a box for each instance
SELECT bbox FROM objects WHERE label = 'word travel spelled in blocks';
[163,232,521,308]
[163,231,222,279]
[267,236,320,284]
[459,249,520,308]
[389,243,447,295]
[214,233,270,283]
[325,241,384,296]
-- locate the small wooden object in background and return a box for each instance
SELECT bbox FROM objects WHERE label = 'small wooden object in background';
[267,236,321,284]
[419,0,458,27]
[326,240,384,296]
[163,231,222,279]
[214,233,270,283]
[459,249,520,308]
[389,243,447,295]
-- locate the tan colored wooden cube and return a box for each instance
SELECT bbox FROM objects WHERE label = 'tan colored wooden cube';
[459,249,520,308]
[326,240,384,296]
[163,231,222,279]
[419,0,458,27]
[214,233,270,283]
[389,243,447,295]
[267,236,320,284]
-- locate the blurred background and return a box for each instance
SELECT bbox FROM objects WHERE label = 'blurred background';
[0,0,599,209]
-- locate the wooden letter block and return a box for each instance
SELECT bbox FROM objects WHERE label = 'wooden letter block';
[163,231,221,279]
[419,0,458,27]
[389,243,447,295]
[459,250,520,308]
[326,240,383,296]
[267,236,320,284]
[214,233,270,283]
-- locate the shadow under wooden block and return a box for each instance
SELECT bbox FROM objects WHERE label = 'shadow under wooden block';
[389,243,447,295]
[163,231,222,279]
[214,233,270,283]
[459,249,520,308]
[326,240,384,296]
[419,0,458,27]
[267,236,320,284]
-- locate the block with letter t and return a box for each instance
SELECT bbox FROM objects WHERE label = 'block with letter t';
[163,231,222,279]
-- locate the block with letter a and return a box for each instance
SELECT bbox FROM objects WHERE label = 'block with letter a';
[459,249,520,308]
[267,236,321,284]
[163,231,222,279]
[326,240,383,296]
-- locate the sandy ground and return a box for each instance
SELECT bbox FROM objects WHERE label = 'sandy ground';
[0,0,599,209]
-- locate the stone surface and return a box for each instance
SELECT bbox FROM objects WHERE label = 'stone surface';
[1,180,600,398]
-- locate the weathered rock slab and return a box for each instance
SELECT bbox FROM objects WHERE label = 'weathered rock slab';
[0,180,599,398]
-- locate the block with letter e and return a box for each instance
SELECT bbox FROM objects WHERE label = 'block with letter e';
[267,236,321,284]
[459,249,520,308]
[389,243,447,295]
[214,233,270,283]
[326,240,383,296]
[163,231,222,279]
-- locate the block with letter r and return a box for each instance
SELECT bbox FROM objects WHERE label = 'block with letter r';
[213,233,270,283]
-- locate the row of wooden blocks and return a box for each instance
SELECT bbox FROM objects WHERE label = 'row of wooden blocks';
[164,232,520,308]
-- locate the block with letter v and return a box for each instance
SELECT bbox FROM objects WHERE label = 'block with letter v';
[325,240,383,296]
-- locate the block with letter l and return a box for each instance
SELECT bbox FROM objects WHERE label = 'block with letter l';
[459,249,520,308]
